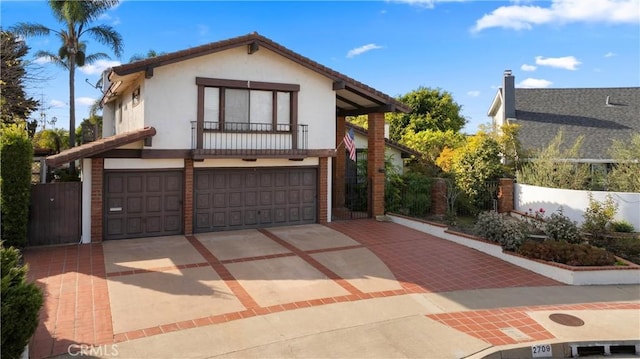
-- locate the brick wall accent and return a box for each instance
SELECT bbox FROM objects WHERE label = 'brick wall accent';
[497,178,514,213]
[90,158,104,242]
[184,159,194,235]
[333,116,346,209]
[431,178,447,218]
[367,112,385,217]
[318,157,328,223]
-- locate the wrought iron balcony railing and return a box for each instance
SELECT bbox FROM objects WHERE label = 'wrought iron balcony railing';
[191,121,308,157]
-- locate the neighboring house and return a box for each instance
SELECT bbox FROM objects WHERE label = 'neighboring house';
[346,122,419,175]
[488,70,640,168]
[46,33,409,242]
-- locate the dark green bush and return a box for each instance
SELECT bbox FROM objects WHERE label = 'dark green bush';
[518,240,616,266]
[611,220,635,233]
[1,243,44,359]
[1,124,33,247]
[590,236,640,265]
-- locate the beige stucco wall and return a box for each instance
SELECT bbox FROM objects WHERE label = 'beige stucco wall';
[104,158,185,170]
[193,158,319,168]
[142,46,336,150]
[115,77,145,134]
[352,131,405,174]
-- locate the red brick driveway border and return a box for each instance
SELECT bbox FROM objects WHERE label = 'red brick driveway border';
[23,219,613,358]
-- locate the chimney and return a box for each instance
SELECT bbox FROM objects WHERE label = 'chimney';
[503,70,515,119]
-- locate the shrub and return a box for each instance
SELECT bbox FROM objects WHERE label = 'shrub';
[0,124,33,248]
[518,240,616,266]
[474,211,525,251]
[611,220,635,233]
[590,236,640,265]
[1,243,44,359]
[545,208,581,244]
[582,193,618,237]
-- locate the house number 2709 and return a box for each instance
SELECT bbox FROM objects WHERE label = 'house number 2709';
[531,344,552,357]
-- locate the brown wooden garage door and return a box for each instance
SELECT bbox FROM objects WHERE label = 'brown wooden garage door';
[104,171,183,240]
[194,168,316,232]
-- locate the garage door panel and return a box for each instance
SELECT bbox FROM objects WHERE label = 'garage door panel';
[194,168,317,232]
[105,171,183,240]
[127,197,143,213]
[213,212,226,227]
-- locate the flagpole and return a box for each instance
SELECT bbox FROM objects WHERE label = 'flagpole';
[336,138,345,150]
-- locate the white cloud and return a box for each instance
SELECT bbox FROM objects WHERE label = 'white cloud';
[535,55,581,70]
[604,51,617,57]
[521,64,537,71]
[34,56,53,65]
[98,13,121,26]
[467,90,481,97]
[51,100,67,108]
[76,97,96,106]
[346,44,384,58]
[472,0,640,32]
[79,60,121,75]
[517,78,553,88]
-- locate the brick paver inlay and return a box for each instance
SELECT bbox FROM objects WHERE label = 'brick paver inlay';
[24,220,578,358]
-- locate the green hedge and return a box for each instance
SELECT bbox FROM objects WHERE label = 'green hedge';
[1,124,33,247]
[1,243,44,359]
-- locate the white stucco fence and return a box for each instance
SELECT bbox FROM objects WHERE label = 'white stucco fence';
[515,184,640,230]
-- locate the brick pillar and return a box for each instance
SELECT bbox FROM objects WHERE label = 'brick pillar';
[318,157,328,223]
[368,112,385,217]
[431,178,447,218]
[184,159,194,235]
[91,158,104,242]
[333,116,346,208]
[497,178,514,213]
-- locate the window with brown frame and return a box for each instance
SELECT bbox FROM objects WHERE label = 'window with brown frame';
[196,77,299,132]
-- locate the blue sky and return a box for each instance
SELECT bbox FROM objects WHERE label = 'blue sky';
[2,0,639,133]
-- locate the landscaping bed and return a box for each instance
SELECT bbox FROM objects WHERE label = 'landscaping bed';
[388,213,640,285]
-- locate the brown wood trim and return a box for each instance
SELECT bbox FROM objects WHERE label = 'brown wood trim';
[141,149,192,158]
[333,80,346,90]
[196,77,300,92]
[92,149,142,158]
[336,94,364,109]
[337,104,396,117]
[196,85,204,149]
[291,91,298,150]
[145,67,154,79]
[192,148,336,160]
[219,87,226,130]
[343,83,388,106]
[248,40,259,54]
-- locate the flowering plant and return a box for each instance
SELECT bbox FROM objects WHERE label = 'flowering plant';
[523,207,546,234]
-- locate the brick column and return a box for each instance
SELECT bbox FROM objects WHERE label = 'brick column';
[91,158,104,242]
[333,116,346,209]
[318,157,328,223]
[184,159,194,235]
[497,178,514,213]
[431,178,447,218]
[367,112,385,217]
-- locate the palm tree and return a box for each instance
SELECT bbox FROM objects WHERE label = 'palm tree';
[12,0,123,174]
[129,49,166,63]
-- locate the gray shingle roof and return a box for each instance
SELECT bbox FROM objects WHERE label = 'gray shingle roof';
[513,87,639,160]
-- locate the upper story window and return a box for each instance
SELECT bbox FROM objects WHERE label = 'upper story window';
[196,77,299,132]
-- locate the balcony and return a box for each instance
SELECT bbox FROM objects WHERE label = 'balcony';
[191,121,309,159]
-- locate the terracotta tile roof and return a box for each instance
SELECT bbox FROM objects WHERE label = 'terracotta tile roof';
[110,32,410,114]
[46,126,156,167]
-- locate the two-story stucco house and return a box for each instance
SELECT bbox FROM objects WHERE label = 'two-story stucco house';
[46,33,409,242]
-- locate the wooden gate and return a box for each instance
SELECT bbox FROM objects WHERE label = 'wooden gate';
[29,182,82,246]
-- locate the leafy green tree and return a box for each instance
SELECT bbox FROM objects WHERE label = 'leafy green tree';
[1,243,44,359]
[0,124,33,248]
[33,128,69,153]
[0,30,39,127]
[12,0,123,175]
[75,114,103,145]
[129,49,167,63]
[387,87,466,143]
[607,133,640,192]
[517,130,591,190]
[451,132,503,211]
[401,129,465,164]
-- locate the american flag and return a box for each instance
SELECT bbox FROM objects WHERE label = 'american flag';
[344,127,356,162]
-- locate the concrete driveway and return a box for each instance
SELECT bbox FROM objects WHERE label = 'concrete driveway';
[24,220,640,358]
